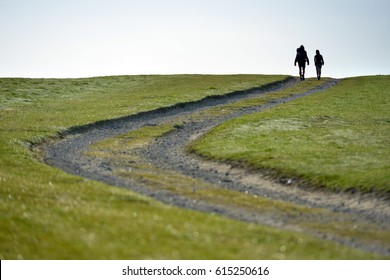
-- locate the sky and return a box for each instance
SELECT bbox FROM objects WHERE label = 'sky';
[0,0,389,78]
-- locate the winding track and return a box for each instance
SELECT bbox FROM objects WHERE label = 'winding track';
[43,77,390,255]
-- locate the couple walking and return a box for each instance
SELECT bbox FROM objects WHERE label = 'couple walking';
[294,45,324,81]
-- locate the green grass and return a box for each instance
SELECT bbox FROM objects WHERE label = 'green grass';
[190,75,390,195]
[3,74,377,259]
[0,75,286,142]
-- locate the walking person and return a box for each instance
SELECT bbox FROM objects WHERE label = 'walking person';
[314,50,325,80]
[294,45,309,81]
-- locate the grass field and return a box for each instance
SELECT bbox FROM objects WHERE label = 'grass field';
[0,75,384,259]
[191,75,390,195]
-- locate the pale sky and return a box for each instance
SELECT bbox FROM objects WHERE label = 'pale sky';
[1,0,389,78]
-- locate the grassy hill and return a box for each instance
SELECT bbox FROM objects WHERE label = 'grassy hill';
[0,75,386,259]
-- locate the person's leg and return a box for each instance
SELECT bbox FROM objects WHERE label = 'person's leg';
[299,63,305,81]
[298,66,302,80]
[318,65,322,80]
[316,65,322,80]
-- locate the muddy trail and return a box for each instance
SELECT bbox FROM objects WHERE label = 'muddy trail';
[42,77,390,256]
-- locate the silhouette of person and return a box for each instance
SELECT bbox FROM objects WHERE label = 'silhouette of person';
[294,45,309,81]
[314,50,324,80]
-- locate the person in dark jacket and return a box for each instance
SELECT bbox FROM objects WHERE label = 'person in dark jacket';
[294,45,309,81]
[314,50,325,80]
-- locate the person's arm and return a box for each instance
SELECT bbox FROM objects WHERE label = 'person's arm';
[305,51,309,65]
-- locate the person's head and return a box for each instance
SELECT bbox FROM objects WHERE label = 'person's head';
[300,45,305,50]
[316,50,320,55]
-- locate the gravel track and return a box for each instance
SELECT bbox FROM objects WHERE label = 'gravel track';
[42,77,390,256]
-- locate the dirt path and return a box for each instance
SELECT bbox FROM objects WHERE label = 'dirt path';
[42,78,390,256]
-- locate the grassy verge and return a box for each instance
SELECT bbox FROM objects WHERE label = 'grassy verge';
[3,74,374,259]
[190,76,390,195]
